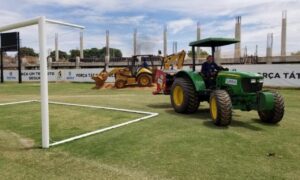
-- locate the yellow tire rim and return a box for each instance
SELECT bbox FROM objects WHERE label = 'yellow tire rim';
[140,76,150,86]
[210,96,218,120]
[173,85,184,106]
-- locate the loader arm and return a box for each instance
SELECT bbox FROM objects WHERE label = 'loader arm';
[163,50,186,70]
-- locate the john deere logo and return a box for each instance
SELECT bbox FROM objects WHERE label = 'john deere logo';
[225,78,237,85]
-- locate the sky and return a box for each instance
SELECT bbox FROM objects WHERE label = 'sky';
[0,0,299,57]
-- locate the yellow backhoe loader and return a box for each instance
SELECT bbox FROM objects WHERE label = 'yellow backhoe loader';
[92,55,157,89]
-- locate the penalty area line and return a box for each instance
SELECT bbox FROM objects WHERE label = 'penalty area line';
[45,101,159,147]
[0,100,159,147]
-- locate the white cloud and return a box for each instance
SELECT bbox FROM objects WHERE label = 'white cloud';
[1,0,299,56]
[0,10,24,25]
[82,15,145,25]
[168,18,194,34]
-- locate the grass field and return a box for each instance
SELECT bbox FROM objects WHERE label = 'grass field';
[0,82,299,179]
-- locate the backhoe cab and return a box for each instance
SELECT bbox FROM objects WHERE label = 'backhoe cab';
[170,38,284,126]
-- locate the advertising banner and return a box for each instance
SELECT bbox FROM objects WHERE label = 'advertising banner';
[1,65,300,87]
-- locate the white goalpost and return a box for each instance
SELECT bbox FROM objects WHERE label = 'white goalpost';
[0,16,84,148]
[0,17,158,148]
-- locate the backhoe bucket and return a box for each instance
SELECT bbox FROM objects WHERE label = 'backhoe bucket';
[92,71,109,89]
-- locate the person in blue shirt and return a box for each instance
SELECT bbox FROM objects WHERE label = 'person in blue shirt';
[201,55,223,88]
[142,60,149,68]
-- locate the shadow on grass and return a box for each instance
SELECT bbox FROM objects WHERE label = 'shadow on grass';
[202,119,263,131]
[147,103,172,109]
[118,84,155,89]
[251,118,280,127]
[230,120,263,131]
[164,108,211,120]
[165,107,267,131]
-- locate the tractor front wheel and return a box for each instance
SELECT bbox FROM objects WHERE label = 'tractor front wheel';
[258,92,284,124]
[170,77,199,114]
[138,74,152,87]
[209,90,232,126]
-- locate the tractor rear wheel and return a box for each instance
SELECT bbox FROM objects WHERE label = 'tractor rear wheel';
[258,92,284,124]
[209,90,232,126]
[138,74,152,87]
[170,77,200,114]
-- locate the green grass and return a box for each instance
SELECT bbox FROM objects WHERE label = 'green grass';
[0,82,299,179]
[0,103,142,143]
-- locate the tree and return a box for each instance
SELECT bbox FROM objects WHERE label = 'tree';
[110,48,122,58]
[69,47,123,58]
[187,49,209,58]
[49,50,69,61]
[69,49,80,58]
[291,51,300,56]
[19,47,38,57]
[84,48,103,58]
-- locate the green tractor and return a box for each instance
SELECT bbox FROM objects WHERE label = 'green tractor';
[170,38,284,126]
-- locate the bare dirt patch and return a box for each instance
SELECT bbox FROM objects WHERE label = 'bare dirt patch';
[99,83,157,90]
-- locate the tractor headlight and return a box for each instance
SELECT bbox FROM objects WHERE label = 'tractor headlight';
[251,79,256,83]
[258,79,264,83]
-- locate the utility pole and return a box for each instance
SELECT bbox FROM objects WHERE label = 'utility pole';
[266,33,273,64]
[133,28,137,55]
[105,30,110,71]
[197,22,201,57]
[281,10,287,61]
[80,31,84,59]
[55,33,59,61]
[163,25,167,56]
[234,16,241,62]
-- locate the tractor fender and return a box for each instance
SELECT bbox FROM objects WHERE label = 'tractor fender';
[258,91,275,111]
[175,70,206,92]
[136,68,152,77]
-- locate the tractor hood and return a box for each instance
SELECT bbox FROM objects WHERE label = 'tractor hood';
[218,71,263,79]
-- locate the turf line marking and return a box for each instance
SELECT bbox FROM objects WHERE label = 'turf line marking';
[47,101,156,115]
[49,112,158,147]
[0,100,158,147]
[0,100,37,106]
[46,101,158,147]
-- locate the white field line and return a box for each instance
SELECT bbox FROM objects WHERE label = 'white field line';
[0,100,37,106]
[50,94,139,98]
[49,113,158,147]
[0,100,158,147]
[47,101,156,115]
[46,101,158,147]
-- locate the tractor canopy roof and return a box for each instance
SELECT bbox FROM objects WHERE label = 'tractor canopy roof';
[189,37,239,47]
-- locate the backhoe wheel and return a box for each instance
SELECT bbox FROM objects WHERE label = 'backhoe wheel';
[115,79,126,88]
[209,90,232,126]
[258,92,284,124]
[170,77,200,114]
[138,74,152,87]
